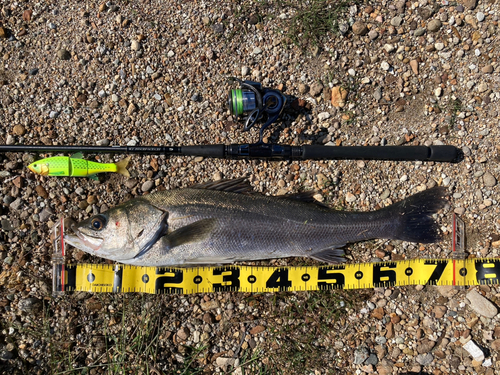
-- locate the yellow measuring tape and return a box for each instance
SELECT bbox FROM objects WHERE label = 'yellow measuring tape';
[52,258,500,295]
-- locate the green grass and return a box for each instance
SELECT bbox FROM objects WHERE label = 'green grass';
[104,295,162,373]
[230,347,267,374]
[447,97,462,128]
[179,345,209,375]
[341,76,364,126]
[5,285,366,375]
[226,0,356,52]
[44,294,217,375]
[278,0,355,49]
[45,294,168,375]
[265,289,367,374]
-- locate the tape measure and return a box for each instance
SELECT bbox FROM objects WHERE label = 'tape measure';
[52,258,500,295]
[52,214,482,295]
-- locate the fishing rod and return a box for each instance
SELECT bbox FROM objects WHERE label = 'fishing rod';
[0,143,459,162]
[0,78,461,162]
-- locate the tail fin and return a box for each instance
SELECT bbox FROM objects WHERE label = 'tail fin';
[385,187,447,243]
[115,156,131,178]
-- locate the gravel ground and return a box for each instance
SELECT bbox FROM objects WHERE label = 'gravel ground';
[1,0,500,373]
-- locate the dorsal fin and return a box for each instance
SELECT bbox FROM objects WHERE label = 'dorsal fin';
[70,152,84,159]
[191,177,253,194]
[191,178,327,207]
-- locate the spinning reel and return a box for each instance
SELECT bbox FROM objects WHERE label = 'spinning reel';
[0,78,460,163]
[228,77,287,144]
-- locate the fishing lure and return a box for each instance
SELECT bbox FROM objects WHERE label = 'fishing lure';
[27,153,130,180]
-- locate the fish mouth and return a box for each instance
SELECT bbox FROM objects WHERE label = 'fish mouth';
[65,223,103,252]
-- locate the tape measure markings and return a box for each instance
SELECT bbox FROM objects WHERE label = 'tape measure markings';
[54,258,500,295]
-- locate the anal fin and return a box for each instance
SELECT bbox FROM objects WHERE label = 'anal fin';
[310,247,346,264]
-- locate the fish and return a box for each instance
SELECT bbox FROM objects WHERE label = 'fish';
[28,153,130,180]
[64,178,447,266]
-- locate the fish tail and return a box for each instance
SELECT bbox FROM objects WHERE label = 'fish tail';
[384,187,447,243]
[115,156,131,177]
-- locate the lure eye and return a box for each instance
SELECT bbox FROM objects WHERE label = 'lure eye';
[90,216,106,231]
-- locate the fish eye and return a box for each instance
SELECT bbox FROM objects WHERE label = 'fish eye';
[90,216,107,231]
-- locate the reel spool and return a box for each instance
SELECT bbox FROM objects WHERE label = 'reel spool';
[228,78,286,143]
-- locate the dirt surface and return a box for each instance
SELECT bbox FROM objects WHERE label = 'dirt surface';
[1,0,500,374]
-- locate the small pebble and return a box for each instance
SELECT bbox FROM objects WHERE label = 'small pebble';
[428,19,442,32]
[483,172,496,187]
[131,40,141,51]
[57,49,71,60]
[141,180,154,192]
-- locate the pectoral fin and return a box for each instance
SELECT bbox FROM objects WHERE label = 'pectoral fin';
[164,218,217,249]
[310,246,346,263]
[88,174,99,181]
[134,218,218,260]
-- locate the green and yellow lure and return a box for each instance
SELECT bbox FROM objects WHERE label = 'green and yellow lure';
[28,153,131,180]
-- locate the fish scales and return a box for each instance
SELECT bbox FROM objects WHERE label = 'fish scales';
[64,180,447,267]
[134,188,397,265]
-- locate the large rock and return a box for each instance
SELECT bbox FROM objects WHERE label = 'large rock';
[466,289,498,318]
[463,0,477,10]
[352,21,368,36]
[331,86,348,108]
[57,49,71,60]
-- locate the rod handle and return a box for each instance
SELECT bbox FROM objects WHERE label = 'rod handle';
[300,145,459,162]
[428,145,460,162]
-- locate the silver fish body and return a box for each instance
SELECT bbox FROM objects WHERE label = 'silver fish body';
[65,180,446,266]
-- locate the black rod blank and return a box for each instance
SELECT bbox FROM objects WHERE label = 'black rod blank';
[0,144,461,162]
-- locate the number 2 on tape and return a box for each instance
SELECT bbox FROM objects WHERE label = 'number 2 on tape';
[156,268,183,294]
